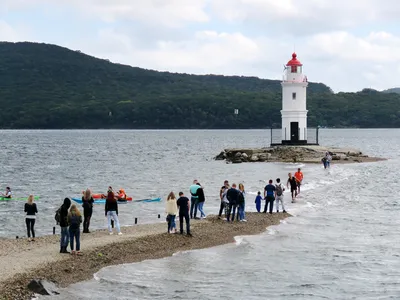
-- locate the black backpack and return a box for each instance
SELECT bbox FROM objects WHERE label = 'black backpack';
[55,206,62,225]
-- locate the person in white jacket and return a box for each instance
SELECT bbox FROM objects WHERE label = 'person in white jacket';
[275,178,287,213]
[166,192,178,233]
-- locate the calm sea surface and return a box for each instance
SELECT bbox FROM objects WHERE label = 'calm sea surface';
[1,129,399,299]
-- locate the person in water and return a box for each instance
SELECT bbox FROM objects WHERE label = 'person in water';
[68,204,83,255]
[165,192,178,234]
[263,179,276,214]
[294,168,304,194]
[24,195,38,242]
[1,187,12,198]
[82,188,94,233]
[322,152,332,169]
[255,191,262,213]
[176,192,191,236]
[275,178,286,213]
[105,191,122,235]
[59,198,71,253]
[287,173,298,203]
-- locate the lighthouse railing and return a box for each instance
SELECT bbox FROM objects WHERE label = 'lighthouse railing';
[269,127,319,146]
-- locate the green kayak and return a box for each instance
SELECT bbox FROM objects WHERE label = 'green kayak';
[0,196,40,201]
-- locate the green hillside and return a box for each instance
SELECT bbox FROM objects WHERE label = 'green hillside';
[0,42,399,129]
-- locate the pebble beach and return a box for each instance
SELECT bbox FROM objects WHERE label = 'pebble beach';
[0,212,289,299]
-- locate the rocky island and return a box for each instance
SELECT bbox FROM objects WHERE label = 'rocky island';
[214,145,386,164]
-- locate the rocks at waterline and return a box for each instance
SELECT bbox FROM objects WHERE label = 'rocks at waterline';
[214,145,383,164]
[27,279,60,296]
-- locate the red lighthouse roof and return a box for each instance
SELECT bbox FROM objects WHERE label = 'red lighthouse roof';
[286,52,302,66]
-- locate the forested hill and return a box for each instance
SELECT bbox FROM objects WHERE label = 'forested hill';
[0,42,399,129]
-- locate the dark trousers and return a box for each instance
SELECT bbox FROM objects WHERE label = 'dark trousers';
[227,204,237,221]
[218,202,225,216]
[255,201,261,212]
[69,228,80,251]
[263,196,275,213]
[179,212,190,234]
[190,197,198,218]
[83,208,92,233]
[25,218,35,238]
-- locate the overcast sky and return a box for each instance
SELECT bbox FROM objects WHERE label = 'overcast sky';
[1,0,399,92]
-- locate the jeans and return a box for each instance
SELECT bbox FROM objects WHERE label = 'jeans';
[25,218,35,238]
[238,202,245,220]
[190,197,198,218]
[275,196,285,212]
[167,214,176,232]
[83,207,92,232]
[197,201,206,218]
[60,226,69,248]
[107,211,121,233]
[69,228,80,251]
[227,204,237,221]
[264,196,275,213]
[179,212,190,234]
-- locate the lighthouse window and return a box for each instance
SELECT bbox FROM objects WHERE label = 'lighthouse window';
[292,92,296,100]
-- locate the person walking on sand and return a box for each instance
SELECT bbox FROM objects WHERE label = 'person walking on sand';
[195,183,206,219]
[105,191,122,235]
[238,183,247,222]
[218,180,229,220]
[227,183,240,222]
[82,188,94,233]
[294,168,304,194]
[264,179,276,214]
[177,192,192,236]
[275,178,287,213]
[166,192,178,234]
[59,198,71,253]
[189,180,201,219]
[24,195,38,242]
[68,204,83,255]
[287,173,298,203]
[255,191,262,213]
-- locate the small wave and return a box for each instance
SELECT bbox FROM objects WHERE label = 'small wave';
[234,236,243,245]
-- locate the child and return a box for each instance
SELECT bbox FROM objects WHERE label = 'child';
[255,191,262,212]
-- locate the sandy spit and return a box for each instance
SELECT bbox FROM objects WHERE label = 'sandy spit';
[0,212,289,300]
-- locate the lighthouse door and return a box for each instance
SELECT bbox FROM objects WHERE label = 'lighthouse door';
[290,122,299,141]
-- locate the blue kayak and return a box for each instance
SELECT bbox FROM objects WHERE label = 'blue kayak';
[133,197,161,203]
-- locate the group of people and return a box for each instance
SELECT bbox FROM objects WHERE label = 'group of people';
[22,186,124,255]
[164,180,206,236]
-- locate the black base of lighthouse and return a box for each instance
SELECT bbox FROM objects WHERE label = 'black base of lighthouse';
[270,140,319,147]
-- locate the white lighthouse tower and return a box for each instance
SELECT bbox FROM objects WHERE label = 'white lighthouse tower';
[281,52,308,144]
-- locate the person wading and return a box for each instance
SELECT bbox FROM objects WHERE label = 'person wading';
[263,179,276,214]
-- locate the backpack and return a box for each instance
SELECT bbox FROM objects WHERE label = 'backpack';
[275,184,283,196]
[55,206,62,225]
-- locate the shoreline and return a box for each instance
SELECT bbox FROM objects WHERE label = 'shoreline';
[0,212,290,299]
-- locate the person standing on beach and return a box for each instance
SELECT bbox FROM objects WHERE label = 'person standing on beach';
[189,180,200,219]
[105,191,122,235]
[166,192,178,234]
[24,195,38,242]
[294,168,304,194]
[68,204,82,255]
[263,180,276,214]
[226,183,240,222]
[177,192,192,236]
[82,188,94,233]
[218,180,229,219]
[287,173,298,203]
[195,183,206,219]
[275,178,286,213]
[238,183,247,222]
[255,191,262,213]
[59,198,71,253]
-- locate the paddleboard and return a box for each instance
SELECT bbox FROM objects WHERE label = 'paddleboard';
[0,196,40,201]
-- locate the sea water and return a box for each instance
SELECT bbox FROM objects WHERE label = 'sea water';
[1,129,399,299]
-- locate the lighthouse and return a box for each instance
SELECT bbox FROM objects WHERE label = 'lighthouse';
[280,53,308,145]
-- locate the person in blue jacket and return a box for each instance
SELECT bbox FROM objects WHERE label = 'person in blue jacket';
[255,191,262,212]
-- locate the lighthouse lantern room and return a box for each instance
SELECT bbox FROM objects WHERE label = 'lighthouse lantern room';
[280,52,309,145]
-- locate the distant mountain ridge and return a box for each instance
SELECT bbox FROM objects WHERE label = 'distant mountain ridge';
[382,87,400,94]
[0,42,399,128]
